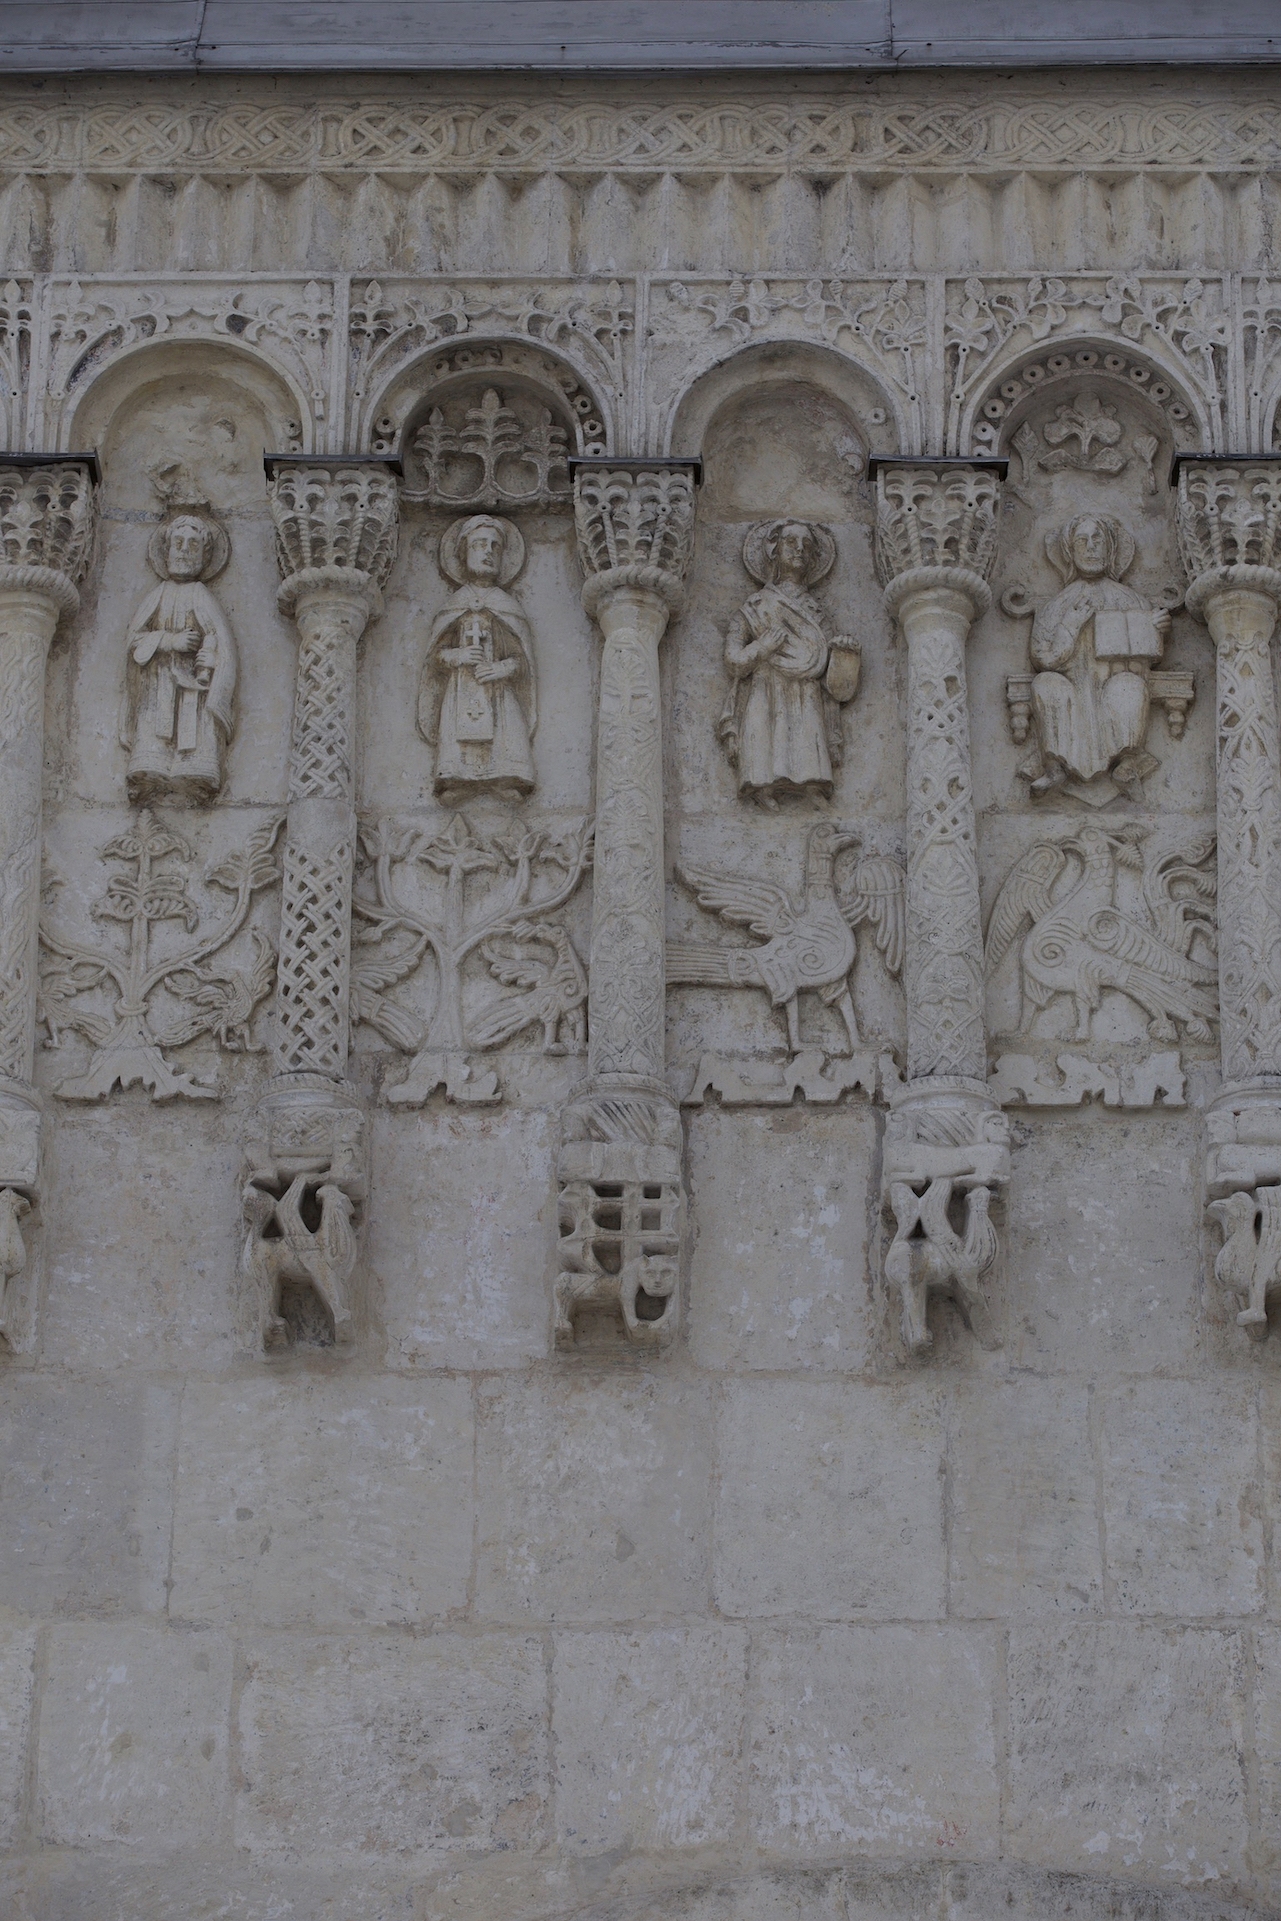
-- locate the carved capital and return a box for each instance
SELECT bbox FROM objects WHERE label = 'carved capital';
[0,462,96,620]
[874,464,1000,620]
[268,464,399,620]
[574,466,696,621]
[1177,463,1281,619]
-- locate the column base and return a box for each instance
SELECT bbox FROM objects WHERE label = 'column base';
[1205,1082,1281,1341]
[241,1075,367,1354]
[881,1077,1010,1357]
[554,1080,683,1354]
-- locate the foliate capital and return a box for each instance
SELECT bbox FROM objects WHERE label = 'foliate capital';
[268,463,399,614]
[874,463,1001,610]
[0,462,96,616]
[1177,462,1281,620]
[574,466,696,618]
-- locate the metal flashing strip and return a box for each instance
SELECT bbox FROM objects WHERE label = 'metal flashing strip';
[0,451,101,484]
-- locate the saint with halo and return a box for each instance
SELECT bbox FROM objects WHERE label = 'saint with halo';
[419,513,537,796]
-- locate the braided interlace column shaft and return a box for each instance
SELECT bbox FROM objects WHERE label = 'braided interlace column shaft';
[0,461,95,1348]
[1178,462,1281,1338]
[554,465,696,1353]
[244,464,398,1352]
[874,463,1009,1355]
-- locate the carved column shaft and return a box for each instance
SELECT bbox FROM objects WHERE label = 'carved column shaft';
[555,465,695,1353]
[1178,462,1281,1337]
[0,462,95,1342]
[247,464,398,1352]
[875,463,1009,1356]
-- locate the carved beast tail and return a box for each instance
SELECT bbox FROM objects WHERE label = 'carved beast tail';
[665,942,738,986]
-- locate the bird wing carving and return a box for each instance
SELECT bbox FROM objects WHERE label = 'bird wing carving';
[1086,907,1219,991]
[839,856,906,977]
[984,842,1069,974]
[675,862,799,940]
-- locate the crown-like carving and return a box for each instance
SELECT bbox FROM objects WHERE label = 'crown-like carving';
[0,463,96,593]
[574,467,696,612]
[1177,463,1281,587]
[874,464,1001,589]
[268,464,400,598]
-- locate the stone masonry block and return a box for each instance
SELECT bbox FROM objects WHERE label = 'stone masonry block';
[1006,1623,1248,1887]
[947,1378,1102,1617]
[38,1624,232,1847]
[235,1632,547,1862]
[169,1374,473,1627]
[0,1375,176,1617]
[748,1625,1001,1856]
[475,1374,710,1622]
[1099,1378,1263,1617]
[1254,1623,1281,1897]
[714,1380,944,1618]
[1007,1115,1200,1373]
[686,1107,875,1371]
[553,1626,748,1852]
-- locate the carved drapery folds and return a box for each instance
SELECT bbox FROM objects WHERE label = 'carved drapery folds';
[1177,460,1281,1337]
[0,458,96,1345]
[874,462,1010,1354]
[555,464,695,1353]
[246,461,398,1351]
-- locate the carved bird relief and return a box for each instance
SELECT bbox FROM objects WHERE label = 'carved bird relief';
[984,824,1217,1044]
[666,821,904,1055]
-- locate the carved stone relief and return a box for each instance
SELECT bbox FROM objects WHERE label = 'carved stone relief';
[356,810,592,1106]
[999,515,1186,805]
[120,483,239,806]
[408,388,570,512]
[418,515,537,796]
[39,809,281,1101]
[984,824,1218,1108]
[716,521,863,807]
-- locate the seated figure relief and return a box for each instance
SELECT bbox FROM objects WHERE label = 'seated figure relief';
[120,507,238,804]
[1002,513,1179,805]
[419,513,536,797]
[717,519,862,808]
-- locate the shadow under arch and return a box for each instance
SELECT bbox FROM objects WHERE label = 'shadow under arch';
[667,335,905,472]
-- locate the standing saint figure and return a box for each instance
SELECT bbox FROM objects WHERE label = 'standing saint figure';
[120,510,238,805]
[1024,513,1170,800]
[419,514,536,796]
[717,519,862,807]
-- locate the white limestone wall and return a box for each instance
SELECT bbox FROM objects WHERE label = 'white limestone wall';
[0,67,1277,1921]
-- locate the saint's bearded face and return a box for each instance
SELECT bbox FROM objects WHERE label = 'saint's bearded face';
[166,518,208,581]
[1070,518,1108,580]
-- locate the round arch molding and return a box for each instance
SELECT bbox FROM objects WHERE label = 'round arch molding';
[961,337,1210,465]
[666,336,905,467]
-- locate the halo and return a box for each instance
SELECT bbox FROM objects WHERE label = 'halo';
[741,519,836,589]
[439,514,525,587]
[147,512,230,582]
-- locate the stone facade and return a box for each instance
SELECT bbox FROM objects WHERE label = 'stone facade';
[0,63,1279,1921]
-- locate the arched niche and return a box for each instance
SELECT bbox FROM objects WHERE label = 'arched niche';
[966,339,1207,472]
[72,340,305,513]
[59,338,302,809]
[669,341,896,521]
[364,339,611,507]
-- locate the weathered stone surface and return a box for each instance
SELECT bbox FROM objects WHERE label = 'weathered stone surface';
[235,1632,547,1862]
[553,1626,747,1853]
[475,1374,711,1622]
[747,1625,1001,1857]
[1099,1379,1264,1618]
[947,1377,1102,1616]
[37,1624,232,1848]
[169,1373,473,1627]
[685,1107,875,1372]
[714,1380,945,1618]
[0,1376,176,1617]
[0,1626,35,1851]
[1006,1624,1249,1887]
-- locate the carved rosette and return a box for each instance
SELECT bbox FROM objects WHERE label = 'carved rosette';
[0,459,96,1347]
[555,466,695,1354]
[1177,461,1281,1338]
[875,463,1008,1354]
[248,462,399,1353]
